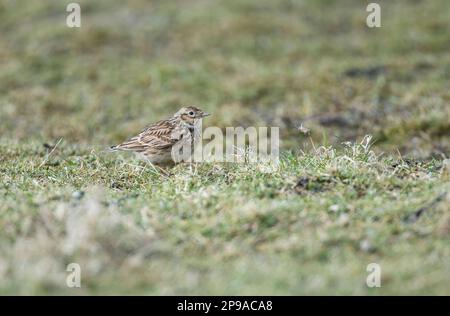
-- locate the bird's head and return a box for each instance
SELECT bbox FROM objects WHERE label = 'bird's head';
[175,106,210,126]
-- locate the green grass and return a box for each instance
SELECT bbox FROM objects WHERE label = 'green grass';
[0,138,449,294]
[0,0,449,294]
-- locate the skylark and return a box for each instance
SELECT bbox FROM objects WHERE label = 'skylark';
[109,106,210,165]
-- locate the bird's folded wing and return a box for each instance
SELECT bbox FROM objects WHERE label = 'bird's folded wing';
[114,120,183,152]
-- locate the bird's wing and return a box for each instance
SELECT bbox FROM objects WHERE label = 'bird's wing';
[112,120,183,153]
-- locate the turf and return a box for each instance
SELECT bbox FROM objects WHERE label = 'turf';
[0,0,449,295]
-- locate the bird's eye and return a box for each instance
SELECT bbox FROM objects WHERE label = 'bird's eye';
[188,111,195,116]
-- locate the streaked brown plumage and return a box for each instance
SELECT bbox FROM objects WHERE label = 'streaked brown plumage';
[109,106,209,165]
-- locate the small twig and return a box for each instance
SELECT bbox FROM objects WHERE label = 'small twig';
[39,138,63,168]
[404,192,447,224]
[309,136,317,152]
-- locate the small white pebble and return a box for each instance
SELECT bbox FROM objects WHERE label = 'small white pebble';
[360,239,374,252]
[329,204,340,212]
[338,213,349,225]
[71,191,84,200]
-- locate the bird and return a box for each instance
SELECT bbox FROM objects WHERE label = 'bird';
[109,106,210,165]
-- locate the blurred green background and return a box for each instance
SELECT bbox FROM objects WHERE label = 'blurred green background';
[0,0,449,156]
[0,0,449,295]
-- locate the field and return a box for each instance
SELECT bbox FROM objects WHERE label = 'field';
[0,0,449,295]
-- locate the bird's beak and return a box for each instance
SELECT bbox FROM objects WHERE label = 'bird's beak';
[201,112,210,117]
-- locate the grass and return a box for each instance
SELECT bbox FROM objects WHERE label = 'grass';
[0,0,449,294]
[0,138,449,294]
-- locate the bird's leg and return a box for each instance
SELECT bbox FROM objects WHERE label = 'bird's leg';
[143,161,170,178]
[158,165,172,177]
